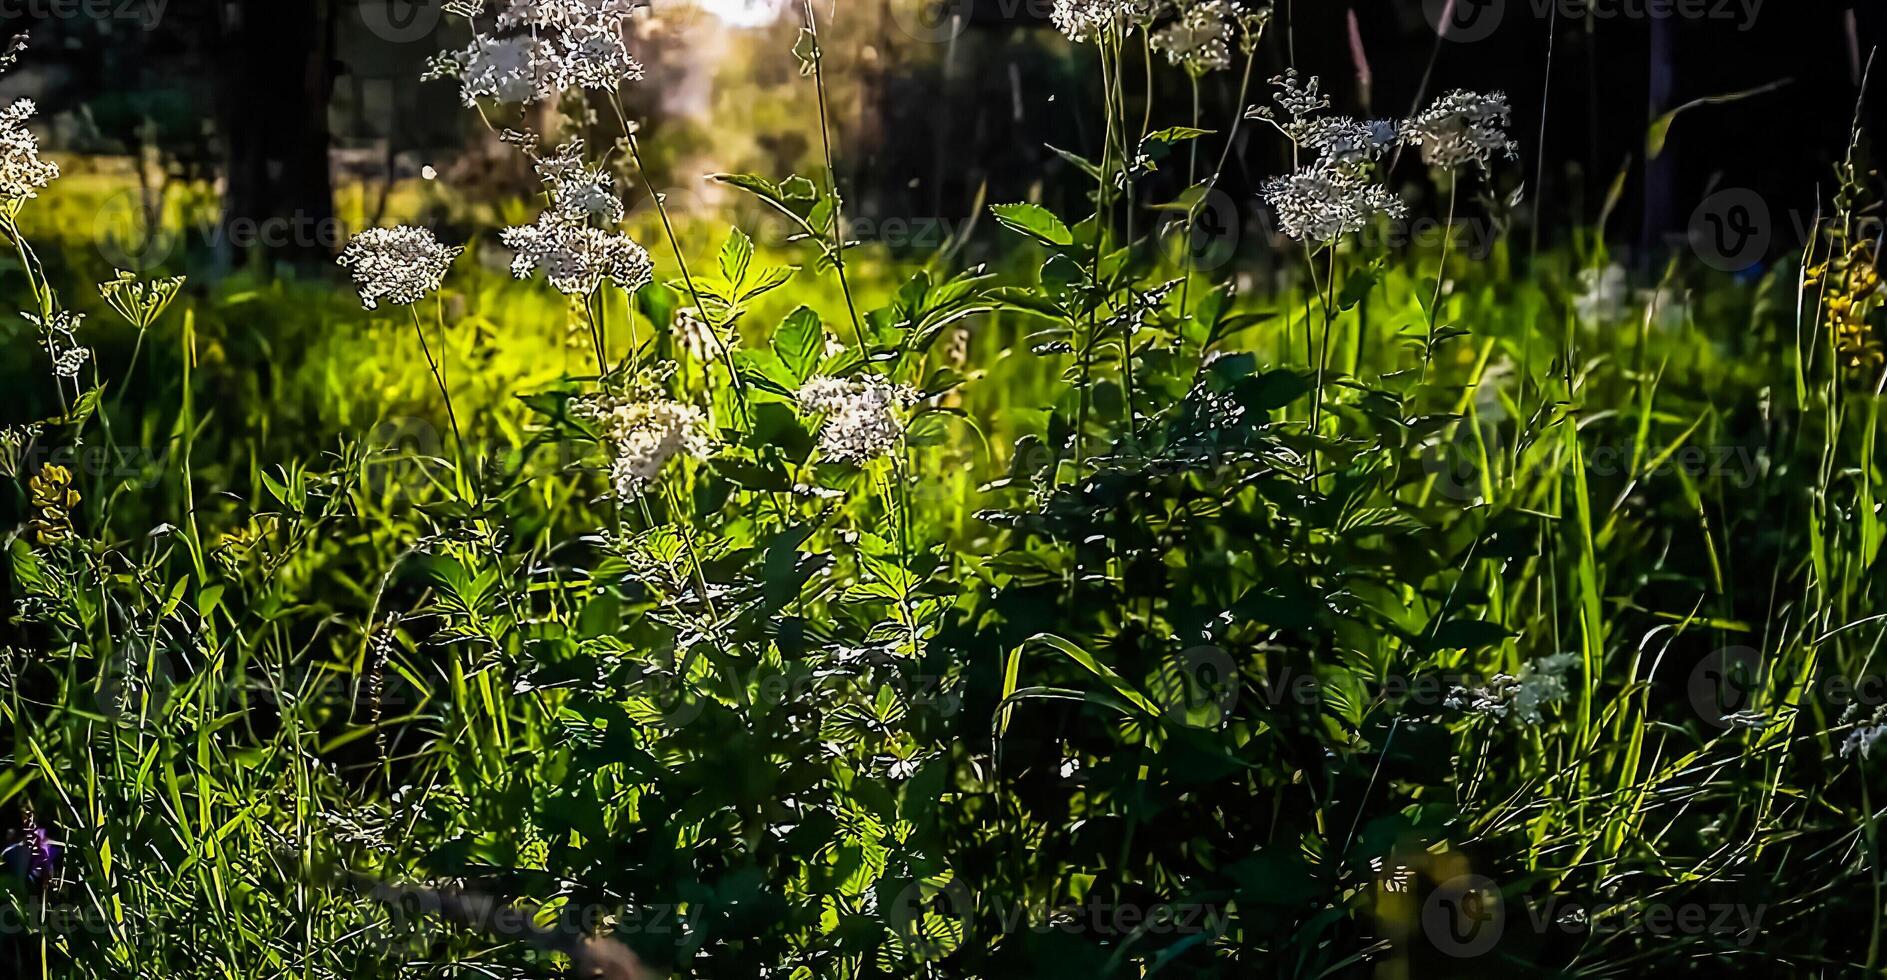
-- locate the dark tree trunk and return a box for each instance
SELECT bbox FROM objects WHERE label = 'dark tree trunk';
[216,0,338,272]
[1638,14,1677,262]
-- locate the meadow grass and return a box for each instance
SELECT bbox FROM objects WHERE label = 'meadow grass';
[0,6,1882,979]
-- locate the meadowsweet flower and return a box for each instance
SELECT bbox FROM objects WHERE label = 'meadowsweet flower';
[495,0,646,30]
[337,226,462,310]
[798,375,921,464]
[1261,163,1406,244]
[1845,721,1887,758]
[534,142,625,224]
[1401,90,1518,174]
[24,311,89,379]
[1246,69,1330,140]
[1152,1,1235,75]
[548,22,644,93]
[1051,0,1157,42]
[576,384,712,495]
[445,33,554,105]
[502,213,654,295]
[0,98,58,202]
[1446,653,1577,724]
[1301,116,1400,166]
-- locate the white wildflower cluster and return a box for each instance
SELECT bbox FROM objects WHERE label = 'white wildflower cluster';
[1253,75,1520,245]
[1842,704,1887,759]
[1446,652,1578,725]
[798,375,921,464]
[502,212,653,296]
[1400,90,1518,174]
[533,140,625,225]
[1261,167,1405,244]
[1051,0,1159,42]
[336,226,462,310]
[576,382,712,497]
[25,311,88,379]
[1151,1,1235,75]
[0,98,58,203]
[427,0,646,106]
[1254,72,1405,244]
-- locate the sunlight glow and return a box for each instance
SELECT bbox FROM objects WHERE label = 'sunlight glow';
[692,0,783,28]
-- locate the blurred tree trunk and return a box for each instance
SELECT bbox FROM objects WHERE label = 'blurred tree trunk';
[215,0,339,272]
[1638,14,1676,261]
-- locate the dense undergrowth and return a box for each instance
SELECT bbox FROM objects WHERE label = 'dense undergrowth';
[1,3,1884,978]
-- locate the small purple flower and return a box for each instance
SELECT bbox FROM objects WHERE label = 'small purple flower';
[2,827,61,889]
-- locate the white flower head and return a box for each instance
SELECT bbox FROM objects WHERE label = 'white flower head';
[1445,652,1577,725]
[502,213,653,295]
[449,33,555,106]
[576,383,711,496]
[1261,162,1406,245]
[1302,116,1400,167]
[1152,1,1235,75]
[548,22,644,93]
[25,310,88,379]
[1247,69,1330,138]
[1051,0,1158,42]
[1401,90,1518,174]
[338,226,461,310]
[496,0,646,30]
[798,375,921,464]
[1842,704,1887,759]
[0,98,58,202]
[534,142,625,224]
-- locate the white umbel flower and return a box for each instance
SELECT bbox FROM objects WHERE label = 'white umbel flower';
[502,213,653,295]
[1261,163,1406,245]
[548,22,644,93]
[450,33,554,106]
[338,227,462,310]
[577,386,711,496]
[1300,116,1400,166]
[798,375,921,464]
[496,0,646,30]
[25,311,88,379]
[0,99,58,202]
[1152,1,1235,75]
[1401,90,1518,174]
[534,142,625,224]
[1446,652,1577,725]
[1051,0,1157,42]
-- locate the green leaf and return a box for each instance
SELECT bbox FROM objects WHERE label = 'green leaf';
[774,306,824,382]
[719,228,755,290]
[990,203,1072,248]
